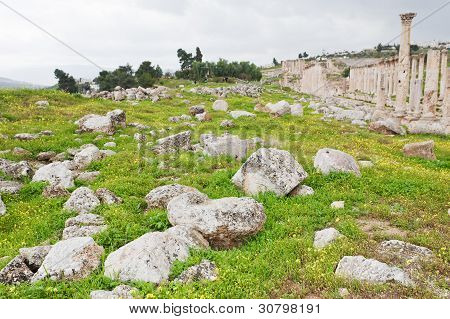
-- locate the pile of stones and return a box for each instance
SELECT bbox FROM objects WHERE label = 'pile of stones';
[189,84,262,97]
[86,86,170,102]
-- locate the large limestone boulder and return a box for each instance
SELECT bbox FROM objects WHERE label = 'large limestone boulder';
[167,192,266,249]
[0,159,33,179]
[73,145,102,170]
[32,237,103,282]
[64,187,100,214]
[313,148,361,176]
[145,184,202,209]
[152,131,192,154]
[369,119,406,135]
[104,226,209,283]
[32,161,74,188]
[77,114,115,135]
[212,99,228,111]
[335,256,412,286]
[199,133,248,160]
[232,148,308,196]
[266,100,290,116]
[403,140,436,160]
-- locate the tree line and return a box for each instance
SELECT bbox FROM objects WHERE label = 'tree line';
[54,47,263,93]
[175,47,262,82]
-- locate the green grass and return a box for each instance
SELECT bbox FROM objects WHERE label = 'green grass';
[0,83,449,299]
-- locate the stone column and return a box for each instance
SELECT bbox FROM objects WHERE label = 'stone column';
[388,60,394,97]
[422,49,441,119]
[407,56,418,116]
[395,13,416,117]
[442,68,450,134]
[376,65,386,109]
[439,49,448,101]
[413,54,425,116]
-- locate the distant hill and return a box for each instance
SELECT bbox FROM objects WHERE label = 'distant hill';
[0,77,45,89]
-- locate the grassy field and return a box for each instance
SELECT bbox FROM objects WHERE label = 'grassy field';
[0,81,449,299]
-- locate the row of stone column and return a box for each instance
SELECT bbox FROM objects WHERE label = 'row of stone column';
[350,49,448,121]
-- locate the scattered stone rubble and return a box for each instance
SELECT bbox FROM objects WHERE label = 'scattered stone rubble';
[86,86,171,102]
[189,84,262,98]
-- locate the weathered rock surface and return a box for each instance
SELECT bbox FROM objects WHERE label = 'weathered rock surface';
[199,133,248,160]
[18,245,52,272]
[76,114,115,135]
[403,140,436,160]
[42,184,70,198]
[0,181,23,194]
[145,184,202,209]
[314,148,361,176]
[220,120,234,128]
[0,159,33,179]
[229,110,256,119]
[63,214,107,239]
[289,185,314,196]
[335,256,412,286]
[64,187,100,214]
[0,256,34,284]
[103,142,116,148]
[104,226,209,283]
[106,109,126,128]
[73,145,102,170]
[232,148,308,196]
[189,105,205,115]
[32,237,103,282]
[152,131,191,154]
[369,119,406,135]
[176,260,218,283]
[266,100,291,116]
[36,151,57,162]
[167,192,266,249]
[379,240,433,262]
[95,188,122,205]
[32,161,74,188]
[314,228,342,249]
[212,99,228,111]
[91,285,137,299]
[195,111,211,122]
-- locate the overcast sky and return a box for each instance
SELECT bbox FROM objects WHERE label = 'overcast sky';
[0,0,448,85]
